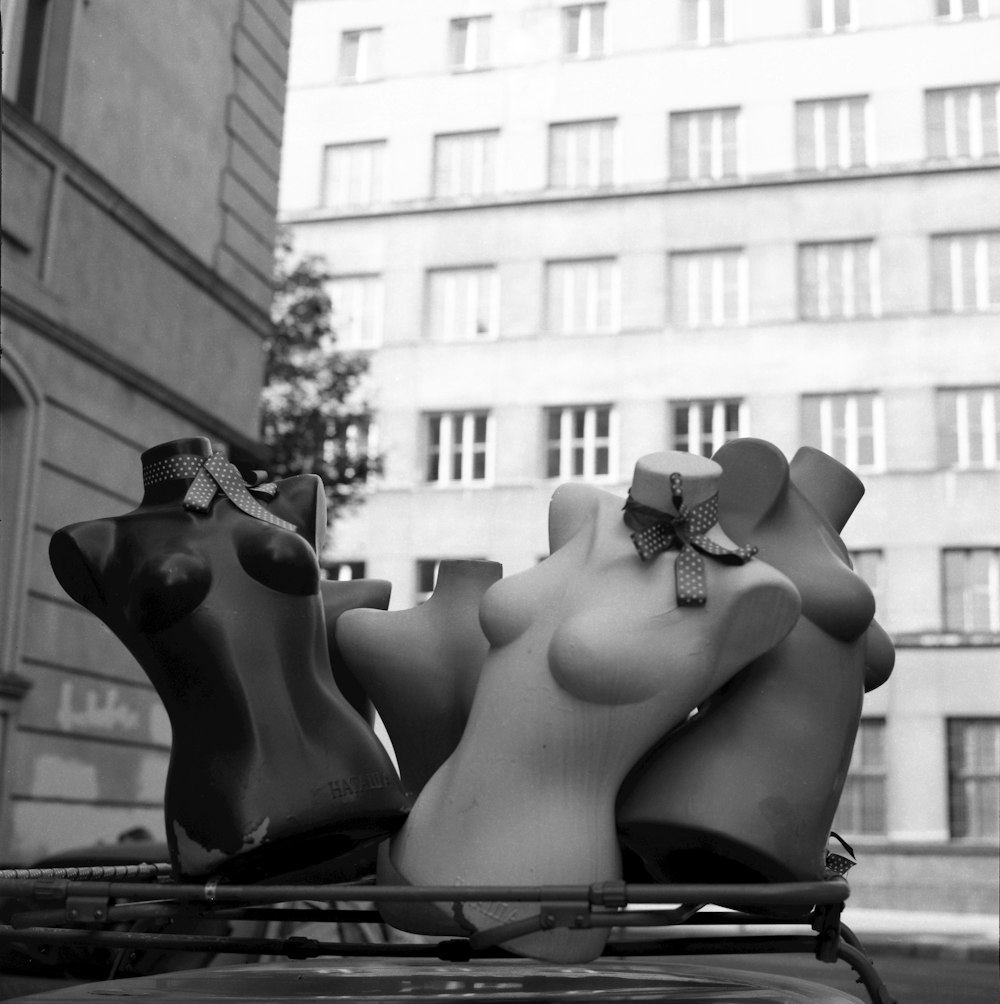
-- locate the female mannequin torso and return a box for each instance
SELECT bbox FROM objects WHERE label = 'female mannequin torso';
[617,441,894,885]
[49,438,409,880]
[337,559,502,797]
[383,453,800,963]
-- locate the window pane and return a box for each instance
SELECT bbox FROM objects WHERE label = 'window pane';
[834,718,887,835]
[949,719,1000,838]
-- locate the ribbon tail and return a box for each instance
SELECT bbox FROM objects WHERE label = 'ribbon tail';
[675,544,707,607]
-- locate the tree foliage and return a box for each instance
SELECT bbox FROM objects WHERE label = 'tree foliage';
[260,232,381,519]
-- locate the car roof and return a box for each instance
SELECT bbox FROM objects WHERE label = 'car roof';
[16,957,863,1002]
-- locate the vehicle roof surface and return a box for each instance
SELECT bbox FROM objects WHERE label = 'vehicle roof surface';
[13,957,863,1003]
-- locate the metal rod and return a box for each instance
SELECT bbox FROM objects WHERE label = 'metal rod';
[837,941,899,1004]
[0,877,848,909]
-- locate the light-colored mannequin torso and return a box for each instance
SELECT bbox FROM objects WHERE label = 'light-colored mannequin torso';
[383,453,800,962]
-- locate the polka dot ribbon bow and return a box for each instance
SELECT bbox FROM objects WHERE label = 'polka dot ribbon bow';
[622,472,757,607]
[143,453,297,532]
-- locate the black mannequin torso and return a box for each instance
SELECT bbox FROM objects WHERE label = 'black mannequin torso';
[49,438,409,880]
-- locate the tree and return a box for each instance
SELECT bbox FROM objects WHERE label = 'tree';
[260,232,381,522]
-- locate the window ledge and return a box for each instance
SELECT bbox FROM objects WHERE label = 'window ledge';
[838,839,999,856]
[891,631,1000,648]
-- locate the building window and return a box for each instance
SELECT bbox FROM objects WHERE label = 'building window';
[426,411,492,484]
[1,0,75,131]
[339,28,382,83]
[427,267,498,341]
[948,719,1000,839]
[669,107,740,181]
[937,387,1000,469]
[563,3,605,59]
[801,392,885,473]
[931,232,1000,314]
[807,0,857,33]
[545,405,615,479]
[327,561,366,581]
[449,15,491,71]
[849,549,886,625]
[328,275,383,349]
[834,718,887,836]
[936,0,985,20]
[679,0,729,45]
[321,141,385,209]
[943,549,1000,633]
[548,119,616,189]
[546,259,618,334]
[433,130,498,198]
[671,399,746,457]
[796,96,869,171]
[926,84,1000,161]
[799,240,878,320]
[670,249,747,328]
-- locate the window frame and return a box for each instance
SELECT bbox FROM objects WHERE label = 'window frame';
[669,248,749,329]
[834,717,888,837]
[947,718,1000,840]
[448,15,491,72]
[935,0,985,21]
[670,398,747,457]
[808,0,858,34]
[931,232,1000,314]
[925,84,1000,161]
[339,27,383,83]
[548,118,617,189]
[562,3,606,60]
[545,258,620,335]
[327,274,384,349]
[795,95,871,171]
[801,391,886,473]
[669,106,742,181]
[798,239,880,320]
[544,404,617,481]
[937,387,1000,469]
[942,548,1000,634]
[426,266,499,342]
[679,0,730,46]
[432,129,500,199]
[320,140,386,210]
[424,410,494,486]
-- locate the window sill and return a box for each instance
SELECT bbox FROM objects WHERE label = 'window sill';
[835,839,999,856]
[891,631,1000,649]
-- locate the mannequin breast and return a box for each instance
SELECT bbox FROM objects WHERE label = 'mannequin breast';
[104,506,321,635]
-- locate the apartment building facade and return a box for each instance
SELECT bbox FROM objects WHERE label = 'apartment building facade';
[280,0,1000,912]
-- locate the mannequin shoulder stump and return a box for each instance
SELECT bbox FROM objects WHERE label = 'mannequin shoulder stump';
[713,564,801,683]
[268,474,326,551]
[49,521,118,611]
[549,483,602,552]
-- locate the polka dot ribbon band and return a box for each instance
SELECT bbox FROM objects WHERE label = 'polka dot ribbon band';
[143,453,297,532]
[825,831,857,877]
[622,472,757,607]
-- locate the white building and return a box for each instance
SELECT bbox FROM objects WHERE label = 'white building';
[280,0,1000,913]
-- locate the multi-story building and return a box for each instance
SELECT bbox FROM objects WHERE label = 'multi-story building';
[280,0,1000,913]
[1,0,292,862]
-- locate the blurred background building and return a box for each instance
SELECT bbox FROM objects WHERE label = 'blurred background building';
[280,0,1000,913]
[0,0,292,861]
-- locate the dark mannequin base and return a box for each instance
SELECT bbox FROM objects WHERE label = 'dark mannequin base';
[174,809,407,883]
[619,823,821,919]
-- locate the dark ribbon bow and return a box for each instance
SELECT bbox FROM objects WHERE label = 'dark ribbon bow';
[143,452,296,532]
[622,472,757,606]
